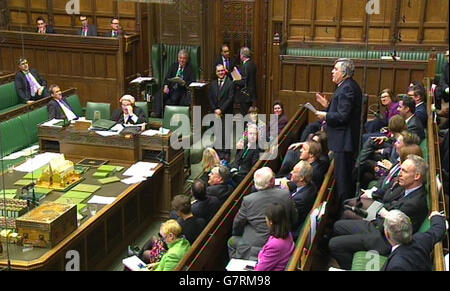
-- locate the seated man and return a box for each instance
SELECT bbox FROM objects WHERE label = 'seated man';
[78,15,97,36]
[228,167,298,260]
[152,49,196,117]
[111,95,147,124]
[191,179,221,223]
[407,84,427,128]
[105,17,123,37]
[382,210,447,271]
[170,194,206,245]
[206,165,234,205]
[47,84,78,120]
[397,96,425,141]
[15,58,49,103]
[328,155,428,270]
[35,17,55,34]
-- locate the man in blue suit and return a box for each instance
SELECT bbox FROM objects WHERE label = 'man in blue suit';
[315,58,362,205]
[407,84,427,128]
[382,210,447,271]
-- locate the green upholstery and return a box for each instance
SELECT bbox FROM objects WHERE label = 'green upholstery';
[420,139,428,163]
[65,94,84,117]
[85,102,111,120]
[435,52,446,77]
[351,251,388,271]
[0,116,29,157]
[163,105,191,166]
[0,82,25,114]
[135,101,149,119]
[19,106,49,144]
[151,43,201,91]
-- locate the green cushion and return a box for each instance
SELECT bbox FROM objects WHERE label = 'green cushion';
[65,94,84,117]
[19,106,49,145]
[162,105,190,134]
[420,139,428,162]
[0,116,29,157]
[351,251,388,271]
[85,102,111,120]
[0,82,22,111]
[0,104,27,115]
[436,53,446,76]
[135,101,149,119]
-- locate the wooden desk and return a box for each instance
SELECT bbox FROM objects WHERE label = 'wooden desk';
[38,125,185,219]
[0,160,163,271]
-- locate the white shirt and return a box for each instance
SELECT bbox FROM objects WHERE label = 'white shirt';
[57,100,77,120]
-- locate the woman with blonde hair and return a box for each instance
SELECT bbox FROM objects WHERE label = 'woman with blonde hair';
[200,147,221,183]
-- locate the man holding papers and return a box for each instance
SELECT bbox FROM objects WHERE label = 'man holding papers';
[111,95,148,125]
[47,84,78,120]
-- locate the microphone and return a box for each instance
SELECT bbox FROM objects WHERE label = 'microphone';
[344,205,368,218]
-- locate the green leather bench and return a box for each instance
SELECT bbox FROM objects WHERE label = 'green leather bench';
[0,82,26,115]
[65,94,84,117]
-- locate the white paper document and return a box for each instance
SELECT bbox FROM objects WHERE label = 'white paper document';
[130,76,154,84]
[121,176,147,185]
[122,255,149,271]
[189,82,207,88]
[226,258,257,271]
[141,129,161,136]
[14,152,63,172]
[95,131,119,137]
[304,102,318,114]
[87,195,116,205]
[123,162,158,177]
[41,119,64,127]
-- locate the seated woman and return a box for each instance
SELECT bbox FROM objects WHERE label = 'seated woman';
[199,147,221,183]
[111,95,148,124]
[147,219,190,271]
[254,203,295,271]
[267,101,289,140]
[237,106,267,147]
[365,89,399,135]
[231,124,262,185]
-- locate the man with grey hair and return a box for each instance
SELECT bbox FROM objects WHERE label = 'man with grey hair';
[328,154,428,269]
[382,210,447,271]
[206,165,234,204]
[315,58,362,206]
[228,167,297,259]
[234,46,257,116]
[111,94,148,124]
[152,49,195,117]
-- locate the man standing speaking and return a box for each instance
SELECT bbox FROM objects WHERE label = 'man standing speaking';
[315,58,362,206]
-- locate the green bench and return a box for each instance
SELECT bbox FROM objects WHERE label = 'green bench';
[0,82,26,115]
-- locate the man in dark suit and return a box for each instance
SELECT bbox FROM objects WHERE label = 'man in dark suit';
[36,17,55,34]
[111,95,147,124]
[315,58,362,205]
[209,64,234,160]
[328,155,429,270]
[206,166,234,204]
[105,18,123,37]
[407,84,427,128]
[213,44,236,78]
[289,161,318,230]
[170,194,206,245]
[78,15,97,37]
[234,47,257,116]
[382,210,447,271]
[191,179,221,223]
[228,167,298,260]
[14,58,49,103]
[47,84,77,120]
[398,96,425,141]
[152,49,196,117]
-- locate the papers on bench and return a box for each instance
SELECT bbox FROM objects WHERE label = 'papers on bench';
[42,118,65,127]
[87,195,116,205]
[130,76,154,84]
[189,82,207,88]
[122,255,149,271]
[141,129,161,136]
[121,176,147,185]
[14,152,63,173]
[226,258,257,271]
[304,102,318,114]
[1,145,39,160]
[122,161,158,185]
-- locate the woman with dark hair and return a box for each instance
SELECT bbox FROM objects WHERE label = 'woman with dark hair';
[254,203,294,271]
[365,89,399,135]
[268,101,289,140]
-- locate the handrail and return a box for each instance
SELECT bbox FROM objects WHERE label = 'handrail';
[175,107,308,271]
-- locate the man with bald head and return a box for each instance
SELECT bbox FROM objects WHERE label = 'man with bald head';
[228,167,298,260]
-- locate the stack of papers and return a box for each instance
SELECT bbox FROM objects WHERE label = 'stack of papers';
[1,145,39,160]
[130,76,154,84]
[141,129,161,136]
[14,152,63,173]
[122,255,149,271]
[122,161,158,184]
[87,195,116,205]
[225,258,257,271]
[41,119,65,127]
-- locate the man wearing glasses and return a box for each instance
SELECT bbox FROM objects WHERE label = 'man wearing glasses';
[14,58,49,103]
[106,18,123,37]
[78,15,97,37]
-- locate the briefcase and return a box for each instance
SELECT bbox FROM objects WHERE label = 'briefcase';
[16,203,77,248]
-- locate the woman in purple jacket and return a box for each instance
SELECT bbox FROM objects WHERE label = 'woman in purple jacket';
[254,203,295,271]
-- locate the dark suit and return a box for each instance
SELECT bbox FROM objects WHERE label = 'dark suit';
[104,30,124,37]
[206,183,234,205]
[382,215,446,271]
[326,77,362,203]
[231,143,261,184]
[47,98,77,120]
[234,59,257,115]
[36,26,55,34]
[311,157,330,189]
[414,102,427,129]
[329,185,428,269]
[406,114,425,141]
[230,187,298,259]
[78,25,98,36]
[191,195,222,223]
[14,68,48,102]
[213,56,237,78]
[291,183,317,228]
[177,216,206,245]
[111,107,147,124]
